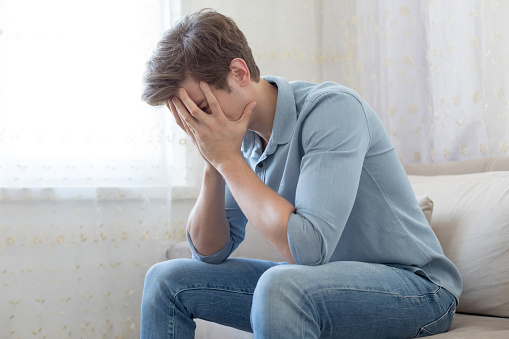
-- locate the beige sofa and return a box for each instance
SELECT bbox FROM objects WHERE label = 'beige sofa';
[168,156,509,338]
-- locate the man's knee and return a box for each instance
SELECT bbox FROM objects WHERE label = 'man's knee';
[251,265,318,336]
[257,264,305,292]
[252,265,306,313]
[143,259,193,301]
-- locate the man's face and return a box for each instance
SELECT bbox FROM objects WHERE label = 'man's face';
[179,76,246,122]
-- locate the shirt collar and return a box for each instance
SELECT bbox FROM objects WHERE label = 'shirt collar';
[242,75,297,158]
[264,75,297,147]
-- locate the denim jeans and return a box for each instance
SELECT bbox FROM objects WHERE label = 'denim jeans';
[141,258,457,338]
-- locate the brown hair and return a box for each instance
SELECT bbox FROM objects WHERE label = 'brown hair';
[142,8,260,106]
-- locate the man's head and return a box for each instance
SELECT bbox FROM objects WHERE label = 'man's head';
[142,8,260,106]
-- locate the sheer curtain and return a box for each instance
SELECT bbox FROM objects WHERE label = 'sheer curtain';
[0,0,188,337]
[320,0,509,163]
[180,0,509,165]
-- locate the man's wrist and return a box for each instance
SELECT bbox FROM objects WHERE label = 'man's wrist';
[215,154,246,178]
[204,161,224,180]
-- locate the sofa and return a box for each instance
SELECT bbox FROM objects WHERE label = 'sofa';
[167,156,509,338]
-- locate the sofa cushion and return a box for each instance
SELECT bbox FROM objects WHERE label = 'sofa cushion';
[409,171,509,317]
[195,312,509,339]
[417,195,433,225]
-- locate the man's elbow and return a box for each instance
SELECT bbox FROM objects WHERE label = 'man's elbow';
[290,242,329,266]
[191,253,228,265]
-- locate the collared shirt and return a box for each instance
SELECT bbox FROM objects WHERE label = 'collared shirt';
[188,76,462,301]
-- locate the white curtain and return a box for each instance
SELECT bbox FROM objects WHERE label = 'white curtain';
[321,0,509,163]
[0,0,191,337]
[181,0,509,164]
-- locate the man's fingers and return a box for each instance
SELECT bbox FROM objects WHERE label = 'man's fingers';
[177,88,203,119]
[167,100,186,131]
[170,97,199,145]
[172,96,197,126]
[199,82,222,116]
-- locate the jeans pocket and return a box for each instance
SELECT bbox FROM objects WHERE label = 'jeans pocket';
[414,301,456,338]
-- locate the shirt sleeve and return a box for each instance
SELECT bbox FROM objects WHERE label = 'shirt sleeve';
[187,183,248,264]
[287,90,371,265]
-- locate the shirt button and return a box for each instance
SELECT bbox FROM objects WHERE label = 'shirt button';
[258,163,264,168]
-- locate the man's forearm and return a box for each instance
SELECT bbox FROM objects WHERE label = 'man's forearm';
[187,164,230,256]
[217,155,296,264]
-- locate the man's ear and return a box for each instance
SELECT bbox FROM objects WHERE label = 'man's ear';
[229,58,251,87]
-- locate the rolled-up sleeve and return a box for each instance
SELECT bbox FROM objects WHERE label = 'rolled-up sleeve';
[187,230,235,264]
[287,91,371,265]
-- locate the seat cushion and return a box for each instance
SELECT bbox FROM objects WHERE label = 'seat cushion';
[196,313,509,339]
[433,313,509,338]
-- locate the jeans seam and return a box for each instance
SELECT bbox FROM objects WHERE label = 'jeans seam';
[174,287,255,299]
[171,301,175,339]
[414,300,456,337]
[305,285,442,300]
[296,284,321,338]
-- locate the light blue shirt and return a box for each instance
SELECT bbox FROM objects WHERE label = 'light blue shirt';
[188,76,462,301]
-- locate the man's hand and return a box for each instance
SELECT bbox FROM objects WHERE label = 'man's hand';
[171,82,256,170]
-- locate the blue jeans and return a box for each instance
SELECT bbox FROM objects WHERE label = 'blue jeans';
[141,258,457,338]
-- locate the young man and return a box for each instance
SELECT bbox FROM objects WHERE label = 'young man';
[140,9,462,339]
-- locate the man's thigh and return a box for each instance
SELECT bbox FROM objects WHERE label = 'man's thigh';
[252,261,456,338]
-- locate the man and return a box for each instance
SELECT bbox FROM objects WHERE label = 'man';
[140,9,461,339]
